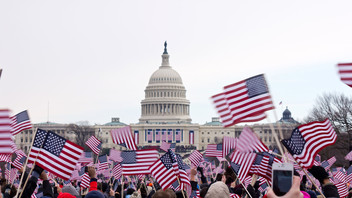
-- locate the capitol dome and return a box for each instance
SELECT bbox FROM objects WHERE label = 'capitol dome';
[139,42,192,124]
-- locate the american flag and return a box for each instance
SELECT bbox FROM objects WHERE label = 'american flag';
[175,130,181,143]
[147,130,153,143]
[0,109,15,154]
[212,93,267,128]
[134,131,139,145]
[110,126,137,150]
[155,130,160,143]
[0,154,11,162]
[205,144,223,158]
[321,156,336,171]
[344,150,352,161]
[222,136,236,158]
[258,182,269,193]
[189,131,194,144]
[80,173,90,189]
[346,166,352,183]
[112,163,122,179]
[168,130,173,142]
[332,167,346,183]
[174,153,192,196]
[85,136,102,155]
[109,148,123,162]
[97,154,110,171]
[79,152,93,163]
[281,119,337,168]
[12,150,27,170]
[337,63,352,88]
[313,154,321,166]
[162,130,167,142]
[333,181,349,198]
[249,153,280,182]
[211,74,274,127]
[230,151,256,183]
[188,150,203,167]
[28,130,84,180]
[10,110,32,136]
[149,151,178,190]
[120,149,158,175]
[237,126,268,153]
[160,141,171,152]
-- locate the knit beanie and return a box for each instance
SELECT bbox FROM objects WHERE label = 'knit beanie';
[61,186,80,197]
[204,182,230,198]
[85,190,105,198]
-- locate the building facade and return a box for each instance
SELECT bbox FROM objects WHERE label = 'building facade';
[15,43,299,153]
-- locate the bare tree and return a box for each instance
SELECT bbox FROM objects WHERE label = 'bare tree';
[305,93,352,134]
[66,123,96,151]
[305,93,352,166]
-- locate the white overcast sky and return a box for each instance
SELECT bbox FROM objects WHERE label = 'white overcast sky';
[1,1,352,125]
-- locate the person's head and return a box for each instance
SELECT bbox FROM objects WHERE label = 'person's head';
[200,187,209,198]
[204,181,230,198]
[102,182,109,193]
[61,185,80,197]
[164,188,176,198]
[224,166,236,185]
[85,190,105,198]
[57,193,76,198]
[175,190,186,198]
[126,188,135,195]
[152,189,173,198]
[215,173,223,181]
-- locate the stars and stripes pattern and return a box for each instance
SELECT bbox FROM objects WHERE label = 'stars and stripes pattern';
[120,149,158,175]
[85,136,102,155]
[230,151,256,183]
[0,154,11,162]
[155,130,160,143]
[97,154,110,171]
[175,130,181,143]
[134,131,139,144]
[12,150,27,170]
[189,131,194,145]
[205,144,223,158]
[237,126,268,153]
[149,150,178,190]
[313,154,321,166]
[160,141,171,152]
[222,136,236,158]
[281,119,337,168]
[168,131,173,143]
[109,148,123,162]
[346,166,352,183]
[211,74,274,127]
[80,173,90,189]
[344,150,352,161]
[10,110,32,136]
[110,126,137,150]
[28,130,84,180]
[79,152,93,163]
[188,150,203,167]
[321,156,336,171]
[112,163,122,179]
[0,109,15,154]
[337,63,352,88]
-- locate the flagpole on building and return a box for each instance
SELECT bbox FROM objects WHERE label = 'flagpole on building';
[15,127,38,198]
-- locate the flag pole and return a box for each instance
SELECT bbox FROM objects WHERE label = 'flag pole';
[121,174,124,198]
[233,173,253,198]
[176,177,186,198]
[266,117,287,163]
[15,127,38,198]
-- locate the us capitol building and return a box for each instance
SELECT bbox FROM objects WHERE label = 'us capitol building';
[15,43,299,153]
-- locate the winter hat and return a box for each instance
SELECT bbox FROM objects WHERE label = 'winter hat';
[61,186,80,197]
[57,193,76,198]
[85,190,105,198]
[204,182,230,198]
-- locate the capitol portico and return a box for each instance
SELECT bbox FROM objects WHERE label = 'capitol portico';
[15,43,299,154]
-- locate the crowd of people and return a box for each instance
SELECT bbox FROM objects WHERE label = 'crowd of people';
[0,162,349,198]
